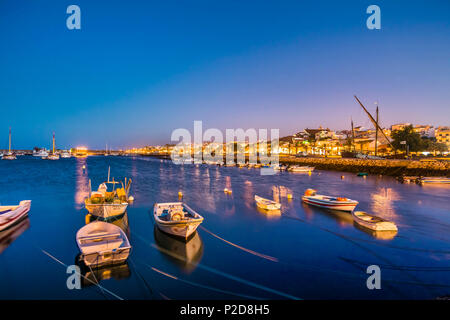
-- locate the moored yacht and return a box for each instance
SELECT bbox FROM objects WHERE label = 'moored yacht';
[60,150,71,158]
[33,149,49,157]
[2,128,16,160]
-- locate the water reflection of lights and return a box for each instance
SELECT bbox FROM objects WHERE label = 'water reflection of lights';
[243,180,254,210]
[370,187,400,221]
[272,185,292,203]
[225,176,232,190]
[75,158,89,209]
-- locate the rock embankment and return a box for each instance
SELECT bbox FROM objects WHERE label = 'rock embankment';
[280,157,450,177]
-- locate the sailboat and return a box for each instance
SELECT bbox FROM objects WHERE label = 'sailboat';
[60,150,71,158]
[45,132,60,160]
[2,128,16,160]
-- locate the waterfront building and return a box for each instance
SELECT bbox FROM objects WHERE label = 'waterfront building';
[436,126,450,148]
[413,125,435,138]
[391,123,412,131]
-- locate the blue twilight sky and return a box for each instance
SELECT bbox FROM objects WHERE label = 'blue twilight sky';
[0,0,449,149]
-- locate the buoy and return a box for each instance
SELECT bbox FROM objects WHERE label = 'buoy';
[341,175,345,179]
[178,191,183,198]
[363,175,367,179]
[128,195,134,202]
[85,214,91,225]
[224,188,228,193]
[227,189,232,194]
[308,171,312,176]
[287,193,293,199]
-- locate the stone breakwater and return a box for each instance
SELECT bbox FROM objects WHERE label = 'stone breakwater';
[280,157,450,177]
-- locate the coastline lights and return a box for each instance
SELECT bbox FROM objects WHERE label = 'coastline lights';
[74,146,88,158]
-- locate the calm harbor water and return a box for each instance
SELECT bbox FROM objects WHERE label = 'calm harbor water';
[0,156,449,300]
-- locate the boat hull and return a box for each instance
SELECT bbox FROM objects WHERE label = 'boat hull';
[255,202,281,211]
[352,212,398,231]
[85,202,128,219]
[302,196,357,212]
[155,220,202,239]
[2,154,16,160]
[80,248,131,267]
[254,195,281,211]
[418,177,450,185]
[0,200,31,231]
[288,166,315,172]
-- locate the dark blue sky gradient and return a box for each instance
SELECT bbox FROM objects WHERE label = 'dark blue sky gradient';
[1,0,449,149]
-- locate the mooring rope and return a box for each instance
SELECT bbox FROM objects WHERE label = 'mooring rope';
[40,248,123,300]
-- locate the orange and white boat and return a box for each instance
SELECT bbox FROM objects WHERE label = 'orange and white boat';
[302,189,358,212]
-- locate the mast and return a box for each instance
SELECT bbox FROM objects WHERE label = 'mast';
[351,118,355,152]
[8,127,11,152]
[52,132,55,154]
[354,95,395,151]
[375,106,379,156]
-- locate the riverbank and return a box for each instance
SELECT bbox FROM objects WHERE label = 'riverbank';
[280,156,450,177]
[138,153,449,177]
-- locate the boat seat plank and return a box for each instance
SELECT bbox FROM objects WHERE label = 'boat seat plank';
[80,239,124,253]
[80,232,121,241]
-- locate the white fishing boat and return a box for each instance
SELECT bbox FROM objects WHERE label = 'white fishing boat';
[270,164,287,171]
[0,200,31,231]
[60,150,71,158]
[302,189,358,212]
[153,202,204,239]
[417,177,450,185]
[352,211,398,231]
[84,167,131,219]
[288,165,315,172]
[2,128,16,160]
[33,148,49,157]
[76,221,131,267]
[254,195,281,211]
[2,151,16,160]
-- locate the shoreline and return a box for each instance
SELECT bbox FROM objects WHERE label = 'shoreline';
[136,153,449,177]
[280,156,450,177]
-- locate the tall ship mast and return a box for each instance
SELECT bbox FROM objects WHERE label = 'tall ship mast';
[2,127,17,160]
[46,132,60,160]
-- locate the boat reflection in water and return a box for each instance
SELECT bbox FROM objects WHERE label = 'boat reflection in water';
[0,217,30,255]
[153,226,203,274]
[75,254,131,288]
[353,222,398,240]
[256,206,281,219]
[302,202,354,227]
